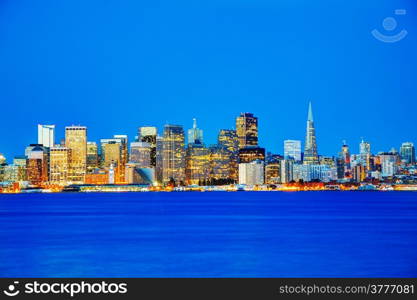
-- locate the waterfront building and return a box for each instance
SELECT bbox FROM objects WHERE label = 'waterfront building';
[293,164,337,182]
[162,124,185,185]
[284,140,302,162]
[85,169,108,185]
[359,139,371,167]
[238,146,265,163]
[280,159,294,183]
[236,113,258,149]
[139,127,157,167]
[218,129,239,180]
[12,156,27,182]
[86,142,99,173]
[130,142,152,168]
[65,126,87,184]
[26,145,48,186]
[38,124,55,148]
[400,142,415,165]
[352,165,366,183]
[187,118,203,145]
[209,145,233,183]
[155,136,164,184]
[379,152,399,177]
[49,146,70,185]
[185,143,210,185]
[238,160,264,185]
[125,163,155,185]
[303,102,319,165]
[101,140,122,167]
[265,162,281,184]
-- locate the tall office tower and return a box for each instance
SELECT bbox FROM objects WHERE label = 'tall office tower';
[86,142,99,173]
[400,142,415,164]
[284,140,302,162]
[155,136,164,184]
[340,140,351,174]
[280,159,294,183]
[236,113,258,149]
[26,145,48,186]
[162,125,185,185]
[187,118,203,145]
[218,129,239,181]
[13,156,27,182]
[130,142,152,168]
[359,138,371,166]
[238,160,264,185]
[209,145,233,183]
[139,127,157,167]
[65,126,87,184]
[378,152,399,177]
[113,135,128,183]
[185,144,210,185]
[265,160,281,184]
[218,129,239,153]
[101,140,121,167]
[238,147,265,163]
[38,124,55,148]
[303,102,319,165]
[49,146,70,185]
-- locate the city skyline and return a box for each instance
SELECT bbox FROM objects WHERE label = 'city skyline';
[1,0,417,162]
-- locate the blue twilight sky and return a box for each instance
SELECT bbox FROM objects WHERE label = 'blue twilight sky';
[0,0,416,162]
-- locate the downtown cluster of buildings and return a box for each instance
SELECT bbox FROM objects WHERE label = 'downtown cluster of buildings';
[0,103,416,192]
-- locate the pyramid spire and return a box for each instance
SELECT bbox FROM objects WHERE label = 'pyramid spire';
[307,101,313,122]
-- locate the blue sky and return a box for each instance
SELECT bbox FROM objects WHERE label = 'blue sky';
[0,0,416,162]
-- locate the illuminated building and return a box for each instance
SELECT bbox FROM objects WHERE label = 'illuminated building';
[26,145,48,186]
[38,124,55,148]
[125,163,155,185]
[303,102,319,165]
[101,140,121,167]
[236,113,258,149]
[293,164,336,182]
[400,142,415,165]
[359,139,371,167]
[265,163,280,184]
[284,140,302,162]
[185,143,210,185]
[65,126,87,184]
[209,145,233,183]
[12,156,27,182]
[352,165,366,183]
[85,169,108,185]
[187,118,203,145]
[238,160,264,185]
[86,142,99,173]
[139,127,157,167]
[130,142,151,168]
[3,165,19,182]
[49,146,70,185]
[218,129,239,180]
[280,159,294,183]
[238,146,265,163]
[155,136,164,184]
[162,124,185,185]
[113,135,129,183]
[379,152,398,177]
[319,156,336,167]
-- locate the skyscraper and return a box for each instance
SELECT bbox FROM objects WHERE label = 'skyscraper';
[185,143,210,185]
[303,102,319,165]
[400,142,415,164]
[236,113,258,149]
[218,129,239,181]
[86,142,99,173]
[187,118,203,145]
[139,127,157,167]
[130,142,152,168]
[65,126,87,183]
[38,124,55,148]
[284,140,302,162]
[359,138,371,167]
[162,125,185,185]
[49,146,70,185]
[238,160,264,185]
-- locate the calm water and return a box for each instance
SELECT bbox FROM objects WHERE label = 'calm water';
[0,191,416,277]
